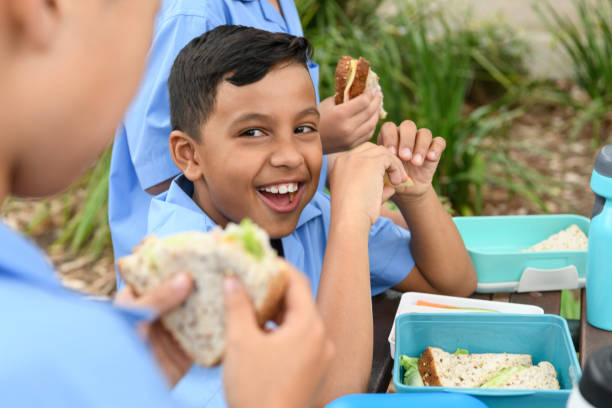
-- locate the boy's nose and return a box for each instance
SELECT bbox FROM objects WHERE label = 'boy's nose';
[269,137,305,169]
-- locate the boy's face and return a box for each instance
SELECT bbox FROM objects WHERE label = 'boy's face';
[190,63,322,238]
[2,0,159,197]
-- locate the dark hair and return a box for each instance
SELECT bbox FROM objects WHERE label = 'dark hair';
[168,25,313,140]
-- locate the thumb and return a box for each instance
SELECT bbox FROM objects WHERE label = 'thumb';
[119,272,193,316]
[224,276,259,340]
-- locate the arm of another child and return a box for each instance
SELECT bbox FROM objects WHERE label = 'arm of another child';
[377,121,477,297]
[315,142,409,404]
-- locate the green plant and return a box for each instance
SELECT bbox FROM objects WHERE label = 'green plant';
[536,0,612,145]
[300,0,545,214]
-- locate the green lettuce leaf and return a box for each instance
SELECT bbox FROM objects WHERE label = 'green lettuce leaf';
[226,219,264,261]
[480,366,526,388]
[453,348,469,355]
[400,355,423,386]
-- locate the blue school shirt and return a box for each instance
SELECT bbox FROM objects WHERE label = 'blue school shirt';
[148,175,415,408]
[0,223,179,408]
[109,0,326,266]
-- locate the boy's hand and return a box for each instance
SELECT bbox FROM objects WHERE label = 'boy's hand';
[318,91,382,154]
[377,120,446,198]
[329,142,409,227]
[223,264,334,408]
[115,273,194,387]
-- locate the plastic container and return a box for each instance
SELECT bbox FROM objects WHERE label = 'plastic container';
[566,345,612,408]
[393,313,581,408]
[325,393,488,408]
[387,292,544,357]
[586,145,612,331]
[454,215,589,293]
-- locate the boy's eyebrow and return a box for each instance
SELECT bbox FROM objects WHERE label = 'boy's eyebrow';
[232,107,320,125]
[297,107,320,119]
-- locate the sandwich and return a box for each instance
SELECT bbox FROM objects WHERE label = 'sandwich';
[400,347,560,390]
[334,56,387,119]
[117,219,289,366]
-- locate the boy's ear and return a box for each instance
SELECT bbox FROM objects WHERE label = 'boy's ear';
[170,130,204,181]
[6,0,60,50]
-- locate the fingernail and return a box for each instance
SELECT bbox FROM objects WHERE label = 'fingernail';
[172,273,190,290]
[223,276,239,294]
[388,146,397,155]
[400,148,411,160]
[428,151,437,160]
[413,153,423,164]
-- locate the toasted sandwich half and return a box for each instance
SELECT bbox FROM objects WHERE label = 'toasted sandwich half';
[334,56,387,119]
[117,219,289,366]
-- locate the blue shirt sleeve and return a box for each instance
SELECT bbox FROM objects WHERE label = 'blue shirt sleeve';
[368,217,415,295]
[124,12,225,190]
[0,279,179,408]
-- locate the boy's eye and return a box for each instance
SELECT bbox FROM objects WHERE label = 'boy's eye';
[295,125,316,134]
[240,129,265,137]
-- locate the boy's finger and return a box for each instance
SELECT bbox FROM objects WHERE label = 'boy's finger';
[341,92,373,116]
[398,120,417,161]
[426,137,446,162]
[119,272,193,316]
[383,147,408,185]
[377,122,399,155]
[224,276,259,339]
[353,91,381,125]
[115,284,137,304]
[351,109,380,147]
[411,128,433,166]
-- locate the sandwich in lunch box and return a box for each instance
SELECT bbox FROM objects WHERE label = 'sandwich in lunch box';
[400,347,560,390]
[118,219,289,366]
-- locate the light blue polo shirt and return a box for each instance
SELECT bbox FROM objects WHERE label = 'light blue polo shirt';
[0,222,179,407]
[109,0,325,266]
[148,175,415,408]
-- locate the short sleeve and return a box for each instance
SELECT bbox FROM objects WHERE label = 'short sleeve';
[368,217,415,295]
[124,13,225,190]
[0,280,179,408]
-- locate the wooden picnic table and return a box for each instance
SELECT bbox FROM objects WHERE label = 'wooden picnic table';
[367,288,612,393]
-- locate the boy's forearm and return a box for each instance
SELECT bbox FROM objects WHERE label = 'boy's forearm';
[394,187,476,296]
[314,213,373,405]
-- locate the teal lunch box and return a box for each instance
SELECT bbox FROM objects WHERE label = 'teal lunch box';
[453,215,589,293]
[393,313,581,408]
[325,393,487,407]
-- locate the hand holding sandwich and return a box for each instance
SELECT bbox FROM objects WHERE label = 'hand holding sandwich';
[115,272,195,386]
[318,91,382,154]
[223,265,334,408]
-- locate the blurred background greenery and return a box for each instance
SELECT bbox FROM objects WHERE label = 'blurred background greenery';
[3,0,611,316]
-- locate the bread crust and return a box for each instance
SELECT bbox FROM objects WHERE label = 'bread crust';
[254,260,289,326]
[334,56,353,104]
[418,346,444,386]
[348,57,370,100]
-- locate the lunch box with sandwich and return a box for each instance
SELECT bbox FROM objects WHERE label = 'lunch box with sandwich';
[453,214,590,293]
[393,313,581,408]
[387,292,544,358]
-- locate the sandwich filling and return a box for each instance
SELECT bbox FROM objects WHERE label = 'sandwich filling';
[342,59,358,103]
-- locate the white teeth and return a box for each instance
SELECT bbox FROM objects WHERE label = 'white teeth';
[259,183,299,194]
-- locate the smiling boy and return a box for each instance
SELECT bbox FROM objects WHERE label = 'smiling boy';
[152,25,476,406]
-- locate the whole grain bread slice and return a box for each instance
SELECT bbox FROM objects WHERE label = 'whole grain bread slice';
[117,223,288,366]
[418,346,532,388]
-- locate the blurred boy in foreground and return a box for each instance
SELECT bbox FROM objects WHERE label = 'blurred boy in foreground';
[0,1,331,407]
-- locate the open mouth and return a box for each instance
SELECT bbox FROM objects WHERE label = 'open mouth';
[256,182,305,213]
